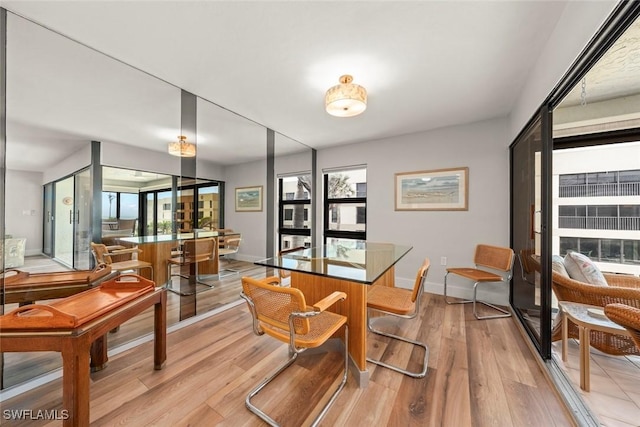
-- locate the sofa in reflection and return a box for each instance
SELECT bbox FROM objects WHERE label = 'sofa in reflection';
[2,236,26,269]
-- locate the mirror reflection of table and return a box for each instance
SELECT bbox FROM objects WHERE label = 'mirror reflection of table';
[119,230,240,286]
[254,241,412,387]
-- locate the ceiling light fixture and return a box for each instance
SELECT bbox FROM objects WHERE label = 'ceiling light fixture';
[168,135,196,157]
[325,74,367,117]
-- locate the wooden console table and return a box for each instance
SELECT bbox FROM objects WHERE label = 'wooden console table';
[0,275,167,426]
[1,264,117,305]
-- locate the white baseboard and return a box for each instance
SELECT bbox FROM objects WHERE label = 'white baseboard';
[395,277,510,306]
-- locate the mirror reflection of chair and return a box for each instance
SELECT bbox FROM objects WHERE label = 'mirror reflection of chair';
[274,246,306,286]
[218,236,241,275]
[444,244,515,320]
[366,258,430,378]
[90,242,153,281]
[240,276,348,427]
[166,238,216,295]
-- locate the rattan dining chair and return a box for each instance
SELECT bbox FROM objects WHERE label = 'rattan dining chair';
[366,257,430,378]
[166,238,216,295]
[444,244,515,320]
[240,276,348,427]
[218,236,241,275]
[604,303,640,350]
[90,242,154,281]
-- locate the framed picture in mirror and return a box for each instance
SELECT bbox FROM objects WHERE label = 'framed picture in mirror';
[235,186,263,212]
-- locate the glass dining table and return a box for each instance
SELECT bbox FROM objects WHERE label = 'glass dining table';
[254,241,412,387]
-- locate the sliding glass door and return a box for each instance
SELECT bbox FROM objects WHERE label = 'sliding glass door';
[54,176,74,267]
[51,168,92,269]
[510,106,553,358]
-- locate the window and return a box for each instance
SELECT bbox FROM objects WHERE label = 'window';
[279,174,312,250]
[324,167,367,243]
[356,206,366,224]
[102,191,139,225]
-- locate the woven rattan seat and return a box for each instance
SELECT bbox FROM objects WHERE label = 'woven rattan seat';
[366,258,430,378]
[368,285,415,315]
[240,276,349,427]
[444,244,514,320]
[605,303,640,350]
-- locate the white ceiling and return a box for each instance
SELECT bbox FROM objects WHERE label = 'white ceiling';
[3,1,635,173]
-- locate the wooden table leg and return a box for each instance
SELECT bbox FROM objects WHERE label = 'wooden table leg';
[154,291,167,370]
[90,335,108,372]
[62,335,91,427]
[577,325,591,392]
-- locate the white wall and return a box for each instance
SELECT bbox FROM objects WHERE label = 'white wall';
[509,0,618,139]
[5,169,44,256]
[102,141,181,177]
[316,117,511,304]
[42,143,91,184]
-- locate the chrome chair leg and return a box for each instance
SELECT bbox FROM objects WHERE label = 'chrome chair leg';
[444,271,473,305]
[366,312,428,378]
[165,264,214,296]
[472,283,511,320]
[245,326,349,427]
[443,272,511,319]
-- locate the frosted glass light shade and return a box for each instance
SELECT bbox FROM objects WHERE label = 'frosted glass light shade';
[168,135,196,157]
[325,75,367,117]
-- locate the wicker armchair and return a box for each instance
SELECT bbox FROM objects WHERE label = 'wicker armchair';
[552,271,640,356]
[604,303,640,350]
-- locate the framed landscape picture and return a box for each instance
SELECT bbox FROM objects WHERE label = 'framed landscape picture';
[235,185,263,212]
[395,167,468,211]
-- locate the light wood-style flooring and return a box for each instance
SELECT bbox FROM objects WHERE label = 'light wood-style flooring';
[2,281,574,426]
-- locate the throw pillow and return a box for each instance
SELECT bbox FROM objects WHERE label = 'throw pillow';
[563,251,608,286]
[551,255,569,277]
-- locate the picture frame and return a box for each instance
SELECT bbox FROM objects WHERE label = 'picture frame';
[235,185,263,212]
[394,167,469,211]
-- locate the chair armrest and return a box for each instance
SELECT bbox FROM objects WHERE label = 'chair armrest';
[605,273,640,289]
[313,291,347,312]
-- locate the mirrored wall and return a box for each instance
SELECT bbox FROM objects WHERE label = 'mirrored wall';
[1,10,312,390]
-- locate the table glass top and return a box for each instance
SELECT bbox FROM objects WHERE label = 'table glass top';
[119,230,240,244]
[255,241,412,284]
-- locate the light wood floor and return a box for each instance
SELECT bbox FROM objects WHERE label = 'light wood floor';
[1,285,575,426]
